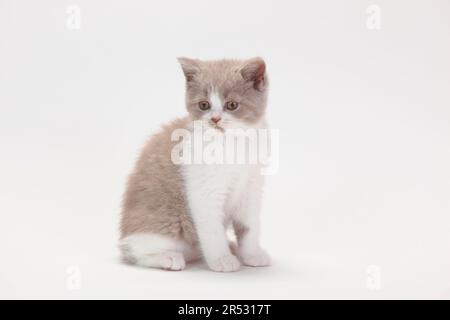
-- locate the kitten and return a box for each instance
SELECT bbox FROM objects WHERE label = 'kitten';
[119,57,271,272]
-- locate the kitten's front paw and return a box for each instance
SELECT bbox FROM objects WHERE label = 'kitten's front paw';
[208,254,241,272]
[240,249,271,267]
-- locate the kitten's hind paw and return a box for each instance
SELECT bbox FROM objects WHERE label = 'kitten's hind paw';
[159,252,186,271]
[208,254,241,272]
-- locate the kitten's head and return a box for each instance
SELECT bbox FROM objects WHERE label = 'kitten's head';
[178,57,268,130]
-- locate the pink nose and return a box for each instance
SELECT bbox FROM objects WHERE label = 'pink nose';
[211,116,221,124]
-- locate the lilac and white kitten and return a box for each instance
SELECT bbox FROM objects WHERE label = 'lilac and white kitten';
[119,57,270,272]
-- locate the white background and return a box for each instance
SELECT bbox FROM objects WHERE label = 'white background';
[1,0,449,299]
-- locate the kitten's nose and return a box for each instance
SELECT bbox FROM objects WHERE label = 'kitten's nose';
[211,116,221,124]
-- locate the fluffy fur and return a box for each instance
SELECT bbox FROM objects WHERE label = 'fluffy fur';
[120,57,271,272]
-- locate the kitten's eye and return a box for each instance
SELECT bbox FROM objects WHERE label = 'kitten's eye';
[198,101,211,111]
[225,101,239,111]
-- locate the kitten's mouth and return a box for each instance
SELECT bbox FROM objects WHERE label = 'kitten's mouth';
[209,121,225,132]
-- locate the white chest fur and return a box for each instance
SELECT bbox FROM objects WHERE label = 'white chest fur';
[181,162,258,219]
[178,123,267,271]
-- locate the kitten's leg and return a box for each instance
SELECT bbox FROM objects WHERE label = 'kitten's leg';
[189,200,241,272]
[119,233,192,271]
[233,179,271,267]
[184,172,241,272]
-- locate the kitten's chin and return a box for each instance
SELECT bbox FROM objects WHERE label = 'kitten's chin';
[200,118,259,131]
[211,124,225,132]
[205,120,226,131]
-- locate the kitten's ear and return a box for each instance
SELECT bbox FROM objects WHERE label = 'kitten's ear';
[177,57,200,82]
[240,57,266,91]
